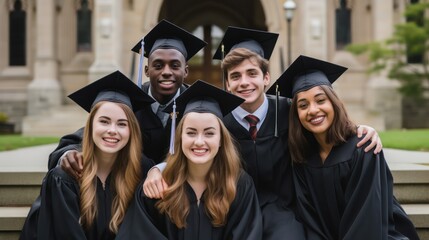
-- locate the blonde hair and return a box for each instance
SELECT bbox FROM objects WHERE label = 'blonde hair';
[156,113,242,228]
[79,102,142,233]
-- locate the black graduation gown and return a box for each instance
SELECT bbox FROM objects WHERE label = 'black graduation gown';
[293,135,419,240]
[134,82,188,164]
[47,82,188,169]
[22,167,115,240]
[116,172,263,240]
[223,95,305,239]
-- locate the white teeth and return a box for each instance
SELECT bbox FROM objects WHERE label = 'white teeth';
[239,89,253,94]
[159,80,174,85]
[310,116,324,124]
[104,138,119,143]
[193,149,207,153]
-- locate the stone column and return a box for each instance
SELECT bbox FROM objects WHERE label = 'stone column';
[301,0,328,60]
[27,0,62,115]
[366,0,402,130]
[88,0,122,82]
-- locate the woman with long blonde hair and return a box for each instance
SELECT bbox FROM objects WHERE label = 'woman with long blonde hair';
[21,71,154,240]
[117,80,262,240]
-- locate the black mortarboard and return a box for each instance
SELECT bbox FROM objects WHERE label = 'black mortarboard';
[131,19,207,88]
[267,55,348,98]
[212,26,279,60]
[131,19,207,61]
[68,70,154,113]
[163,80,244,154]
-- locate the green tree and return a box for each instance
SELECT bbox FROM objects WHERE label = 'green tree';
[346,2,429,99]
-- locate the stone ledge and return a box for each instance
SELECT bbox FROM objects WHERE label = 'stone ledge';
[0,205,427,239]
[402,204,429,228]
[0,207,29,231]
[0,172,45,185]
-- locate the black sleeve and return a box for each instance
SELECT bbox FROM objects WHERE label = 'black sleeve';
[225,172,263,240]
[36,168,87,239]
[293,164,329,240]
[115,186,168,240]
[341,149,415,240]
[48,128,84,170]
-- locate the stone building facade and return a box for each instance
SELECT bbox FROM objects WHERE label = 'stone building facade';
[0,0,409,136]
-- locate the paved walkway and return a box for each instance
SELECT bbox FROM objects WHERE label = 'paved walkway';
[0,143,428,172]
[0,144,57,172]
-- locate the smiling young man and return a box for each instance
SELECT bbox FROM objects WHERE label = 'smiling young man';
[213,27,307,240]
[47,20,206,176]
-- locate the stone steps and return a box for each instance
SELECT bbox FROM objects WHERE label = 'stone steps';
[0,146,428,239]
[403,204,429,239]
[0,207,30,240]
[0,204,426,239]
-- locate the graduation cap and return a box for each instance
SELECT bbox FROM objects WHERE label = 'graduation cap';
[267,55,348,98]
[212,26,279,60]
[163,80,244,154]
[131,19,207,88]
[68,70,154,113]
[131,19,207,61]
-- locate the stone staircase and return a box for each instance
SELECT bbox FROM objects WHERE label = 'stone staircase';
[0,144,53,240]
[385,149,429,239]
[0,146,428,240]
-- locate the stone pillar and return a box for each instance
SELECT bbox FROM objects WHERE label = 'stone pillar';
[301,0,328,60]
[88,0,122,82]
[27,0,62,115]
[366,0,402,130]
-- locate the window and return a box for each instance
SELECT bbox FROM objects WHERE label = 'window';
[77,0,92,52]
[191,25,223,65]
[406,0,423,63]
[9,0,26,66]
[335,0,351,50]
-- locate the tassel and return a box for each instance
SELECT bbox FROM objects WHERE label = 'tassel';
[221,43,225,90]
[137,38,145,88]
[275,84,279,137]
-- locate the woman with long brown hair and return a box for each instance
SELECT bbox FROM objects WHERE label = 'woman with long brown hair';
[117,80,262,240]
[278,55,419,240]
[21,71,154,239]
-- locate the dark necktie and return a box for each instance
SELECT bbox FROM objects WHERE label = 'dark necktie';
[244,114,259,141]
[156,104,168,127]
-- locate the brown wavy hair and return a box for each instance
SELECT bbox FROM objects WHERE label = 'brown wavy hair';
[79,101,142,233]
[288,85,356,164]
[156,113,242,228]
[221,48,269,80]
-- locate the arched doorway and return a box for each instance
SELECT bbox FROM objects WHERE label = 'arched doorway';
[157,0,267,88]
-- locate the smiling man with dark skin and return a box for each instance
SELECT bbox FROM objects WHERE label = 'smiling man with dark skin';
[145,48,188,104]
[47,20,206,177]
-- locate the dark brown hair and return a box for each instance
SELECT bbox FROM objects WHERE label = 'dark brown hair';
[288,85,356,164]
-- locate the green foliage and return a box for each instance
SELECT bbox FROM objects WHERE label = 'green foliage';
[0,112,8,123]
[346,2,429,100]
